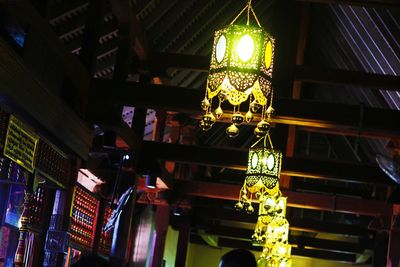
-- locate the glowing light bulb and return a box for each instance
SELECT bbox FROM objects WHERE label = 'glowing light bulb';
[237,34,254,62]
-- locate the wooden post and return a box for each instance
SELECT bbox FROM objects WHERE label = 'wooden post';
[150,205,170,267]
[387,211,400,267]
[175,222,190,267]
[373,231,388,267]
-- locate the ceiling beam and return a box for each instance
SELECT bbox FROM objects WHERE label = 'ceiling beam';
[175,180,392,216]
[201,225,371,254]
[110,0,148,60]
[294,65,400,91]
[190,236,358,263]
[0,37,92,159]
[141,141,388,185]
[194,208,371,237]
[4,0,91,108]
[89,78,400,139]
[133,53,400,92]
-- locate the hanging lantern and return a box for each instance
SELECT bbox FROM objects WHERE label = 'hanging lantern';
[265,218,290,245]
[252,194,287,243]
[235,134,282,213]
[258,251,292,267]
[199,0,275,137]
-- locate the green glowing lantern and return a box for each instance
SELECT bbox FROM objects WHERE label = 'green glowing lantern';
[235,133,282,213]
[200,0,275,137]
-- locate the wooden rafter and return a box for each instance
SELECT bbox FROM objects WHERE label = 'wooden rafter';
[194,208,372,237]
[201,225,372,254]
[0,37,92,159]
[89,79,400,139]
[132,53,400,92]
[174,180,393,216]
[142,141,389,185]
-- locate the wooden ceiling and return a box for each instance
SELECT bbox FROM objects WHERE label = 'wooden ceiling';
[1,0,400,264]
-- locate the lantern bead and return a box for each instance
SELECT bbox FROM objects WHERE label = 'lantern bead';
[226,124,239,138]
[231,113,244,125]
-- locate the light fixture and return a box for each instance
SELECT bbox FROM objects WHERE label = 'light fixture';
[200,0,275,138]
[252,194,287,242]
[235,134,281,213]
[234,134,291,265]
[257,218,292,267]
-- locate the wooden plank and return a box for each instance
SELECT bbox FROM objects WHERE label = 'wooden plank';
[0,38,92,159]
[195,209,372,236]
[142,141,389,185]
[175,180,393,216]
[110,0,148,60]
[282,2,311,189]
[130,53,400,92]
[2,0,91,110]
[202,225,371,253]
[295,65,400,92]
[79,0,106,73]
[215,238,357,263]
[89,79,400,139]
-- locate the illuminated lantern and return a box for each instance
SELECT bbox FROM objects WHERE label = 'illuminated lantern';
[235,134,282,213]
[200,0,275,137]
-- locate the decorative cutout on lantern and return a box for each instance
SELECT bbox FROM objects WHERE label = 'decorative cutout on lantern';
[199,0,275,138]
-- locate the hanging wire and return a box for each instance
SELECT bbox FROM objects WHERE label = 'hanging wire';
[231,4,248,24]
[246,0,252,25]
[251,132,274,149]
[266,132,274,149]
[250,6,261,27]
[269,87,274,109]
[231,0,261,26]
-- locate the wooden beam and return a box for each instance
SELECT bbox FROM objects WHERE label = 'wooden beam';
[202,225,371,254]
[89,78,400,139]
[142,141,388,185]
[282,2,311,190]
[214,238,358,263]
[3,0,91,111]
[195,208,372,237]
[79,0,106,73]
[0,38,92,159]
[175,180,392,216]
[110,0,148,60]
[131,53,400,92]
[295,65,400,91]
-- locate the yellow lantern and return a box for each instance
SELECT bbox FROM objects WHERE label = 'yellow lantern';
[199,0,275,138]
[235,134,282,213]
[252,194,287,242]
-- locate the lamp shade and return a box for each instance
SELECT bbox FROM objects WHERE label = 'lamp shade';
[246,147,282,196]
[207,24,274,106]
[200,12,276,138]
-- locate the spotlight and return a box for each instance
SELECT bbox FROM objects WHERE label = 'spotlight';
[123,154,130,161]
[145,174,157,189]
